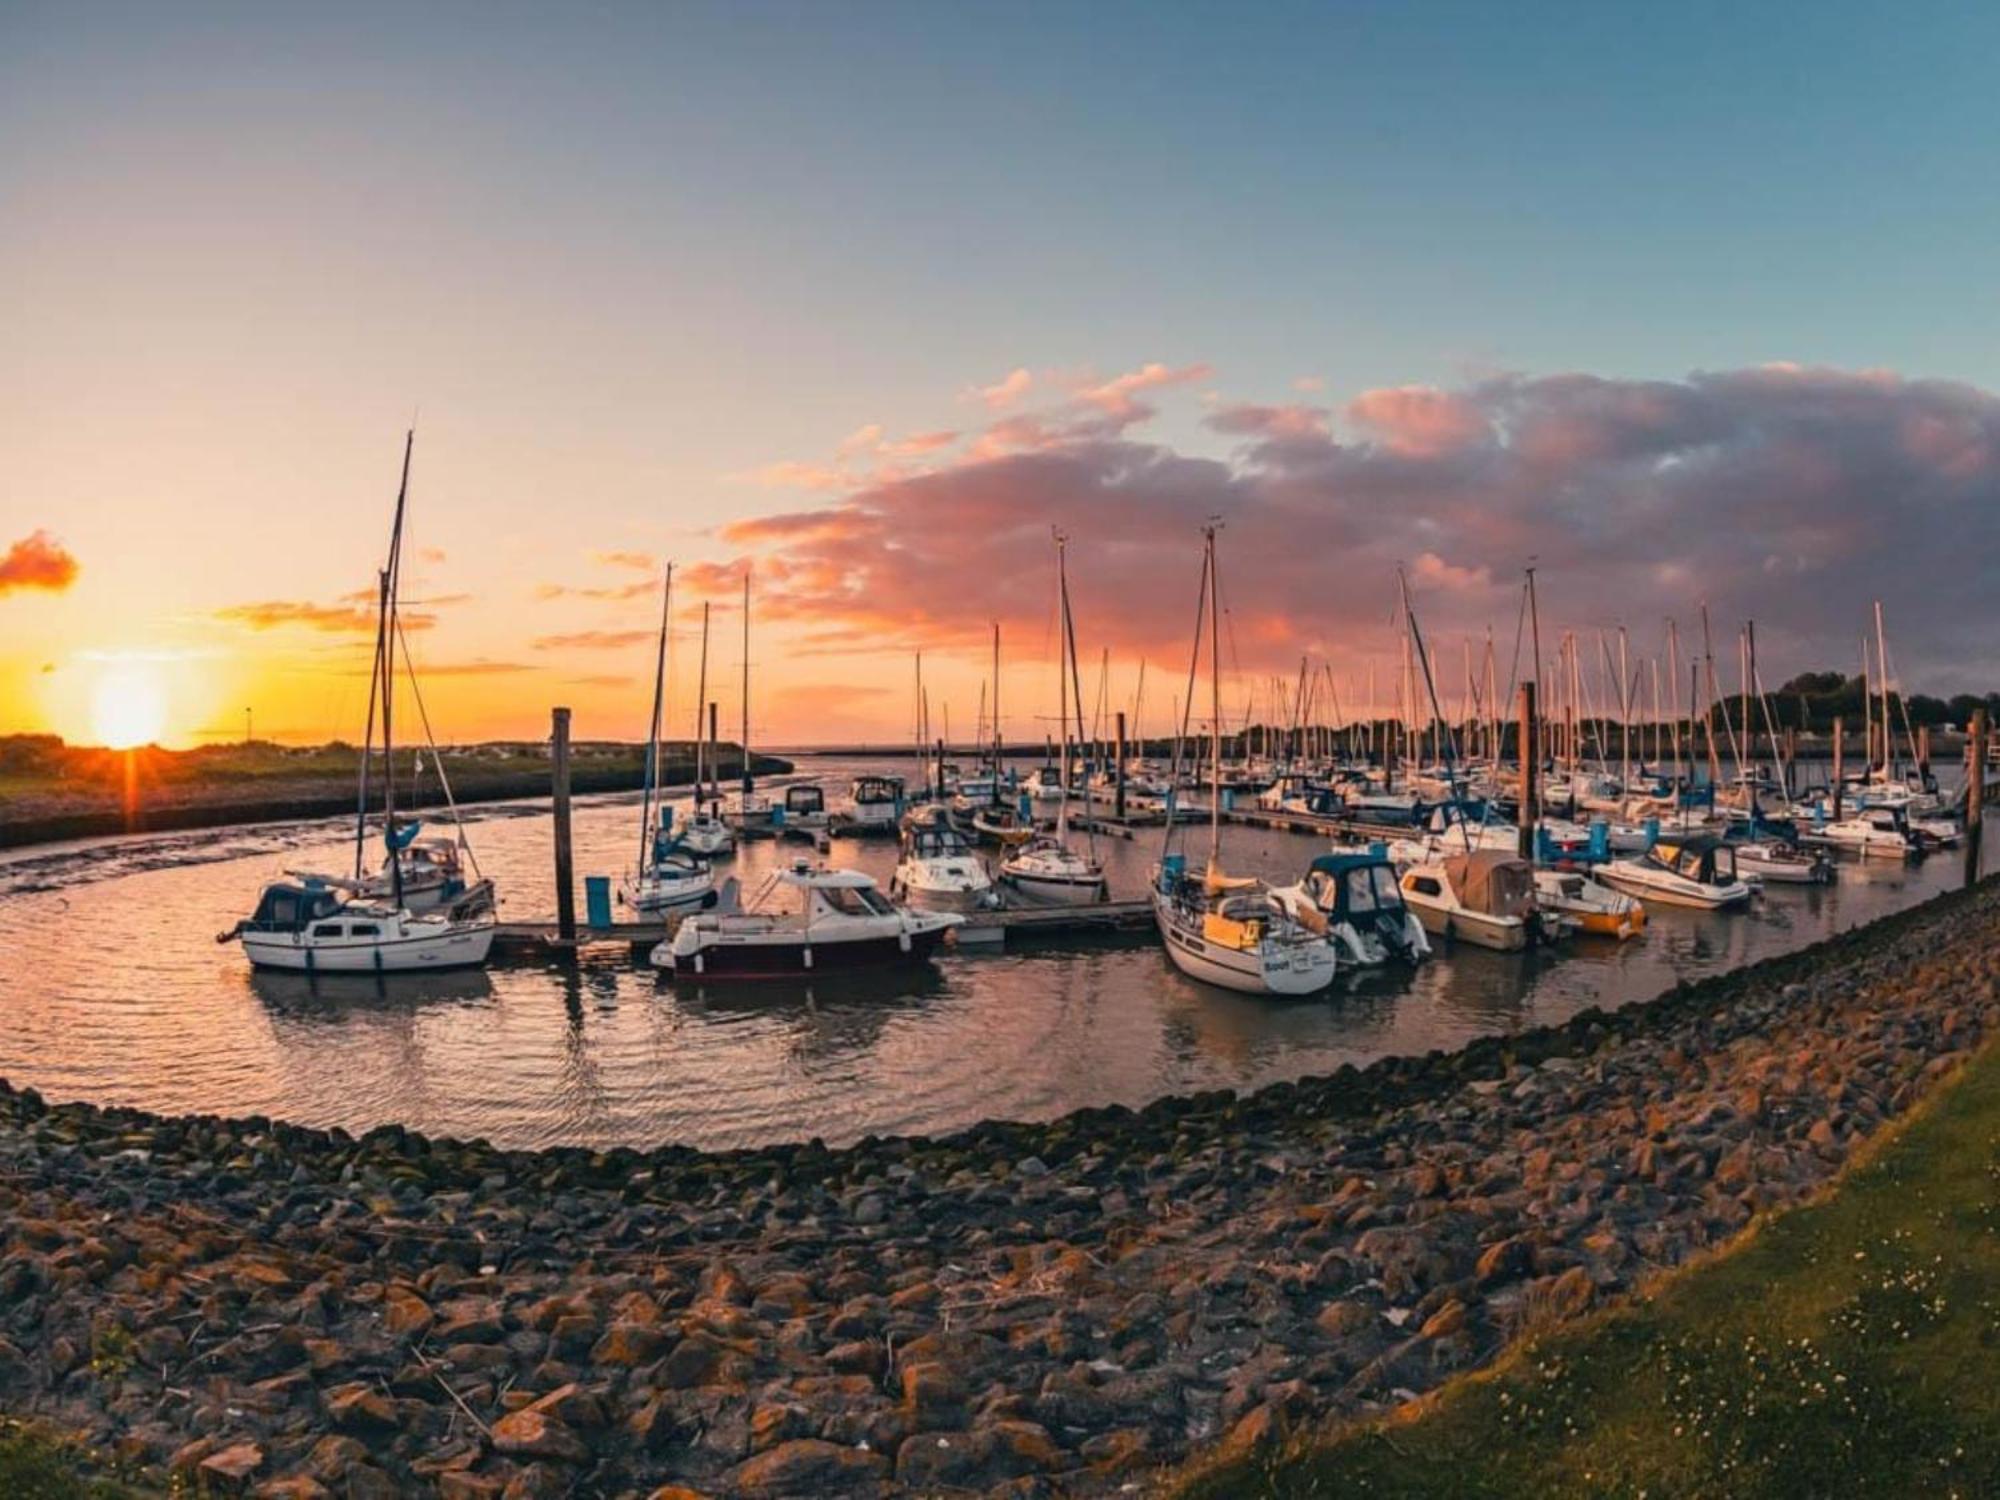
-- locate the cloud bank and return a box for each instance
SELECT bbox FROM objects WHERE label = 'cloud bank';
[0,531,80,595]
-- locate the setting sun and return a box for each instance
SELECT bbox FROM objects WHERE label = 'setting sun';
[90,666,167,749]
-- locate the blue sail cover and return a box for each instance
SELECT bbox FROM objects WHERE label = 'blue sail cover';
[386,819,423,851]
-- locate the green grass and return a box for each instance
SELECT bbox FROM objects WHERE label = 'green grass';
[0,1422,137,1500]
[1177,1042,2000,1499]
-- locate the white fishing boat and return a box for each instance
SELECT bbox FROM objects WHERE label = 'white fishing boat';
[892,804,999,912]
[1733,839,1833,884]
[999,530,1107,907]
[1271,850,1431,965]
[222,432,494,973]
[1533,866,1646,939]
[1598,835,1753,909]
[1399,850,1565,951]
[1805,806,1919,859]
[1151,526,1339,997]
[620,562,716,916]
[651,863,960,979]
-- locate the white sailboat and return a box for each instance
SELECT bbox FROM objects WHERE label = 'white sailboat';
[619,563,716,915]
[721,570,775,834]
[223,433,495,973]
[1152,526,1339,996]
[1000,532,1107,905]
[680,601,737,857]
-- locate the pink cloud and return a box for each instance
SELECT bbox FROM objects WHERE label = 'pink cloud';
[1346,385,1492,457]
[974,367,1034,409]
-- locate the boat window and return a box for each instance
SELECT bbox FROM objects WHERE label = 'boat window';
[818,886,879,916]
[1408,875,1443,897]
[1711,847,1736,880]
[348,923,379,937]
[311,923,344,938]
[1345,868,1378,914]
[1306,871,1339,908]
[1372,867,1404,908]
[858,888,895,916]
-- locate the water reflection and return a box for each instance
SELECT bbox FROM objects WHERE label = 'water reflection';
[0,753,1983,1153]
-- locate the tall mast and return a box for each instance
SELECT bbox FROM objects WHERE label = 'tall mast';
[1054,532,1071,840]
[991,621,1002,802]
[638,561,673,875]
[1874,600,1892,777]
[1206,524,1223,870]
[379,430,414,910]
[693,602,711,805]
[739,570,754,798]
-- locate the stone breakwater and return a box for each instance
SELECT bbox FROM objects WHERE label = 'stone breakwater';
[3,885,1998,1500]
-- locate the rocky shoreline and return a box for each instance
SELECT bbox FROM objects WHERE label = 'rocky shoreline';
[2,880,1996,1498]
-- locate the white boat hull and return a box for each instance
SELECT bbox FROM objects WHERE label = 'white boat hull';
[242,920,494,973]
[1151,890,1338,995]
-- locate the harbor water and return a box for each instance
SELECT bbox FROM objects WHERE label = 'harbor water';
[0,755,1981,1153]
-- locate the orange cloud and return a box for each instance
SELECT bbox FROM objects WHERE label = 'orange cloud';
[974,367,1034,409]
[217,600,437,633]
[531,629,654,650]
[593,550,657,571]
[0,530,79,594]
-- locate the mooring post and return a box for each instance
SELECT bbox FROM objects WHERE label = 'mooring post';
[1919,723,1931,772]
[1966,708,1987,888]
[1783,727,1797,797]
[1517,681,1538,861]
[552,706,576,943]
[1114,711,1127,821]
[1831,714,1843,820]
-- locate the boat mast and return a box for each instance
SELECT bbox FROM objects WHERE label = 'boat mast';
[693,602,711,808]
[1206,523,1223,872]
[378,430,414,909]
[1874,599,1893,779]
[638,561,673,876]
[991,621,1003,804]
[739,570,754,801]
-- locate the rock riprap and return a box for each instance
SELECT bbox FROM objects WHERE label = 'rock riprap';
[3,882,1997,1497]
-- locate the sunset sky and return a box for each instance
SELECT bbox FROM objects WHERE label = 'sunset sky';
[7,2,2000,749]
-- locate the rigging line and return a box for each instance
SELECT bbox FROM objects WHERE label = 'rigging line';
[393,614,482,883]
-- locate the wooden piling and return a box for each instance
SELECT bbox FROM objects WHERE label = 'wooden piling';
[1919,723,1931,772]
[552,706,576,942]
[1967,708,1986,888]
[1114,711,1127,820]
[1831,715,1843,820]
[1517,681,1537,861]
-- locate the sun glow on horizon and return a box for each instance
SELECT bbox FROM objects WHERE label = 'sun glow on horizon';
[90,666,168,750]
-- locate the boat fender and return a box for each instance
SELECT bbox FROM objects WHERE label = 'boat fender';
[374,947,385,973]
[899,930,913,953]
[803,947,813,970]
[693,952,705,975]
[305,944,315,974]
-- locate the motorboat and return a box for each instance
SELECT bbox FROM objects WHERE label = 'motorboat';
[843,774,906,834]
[651,863,960,979]
[1598,835,1753,909]
[891,804,999,912]
[781,782,831,834]
[1533,866,1646,940]
[721,791,776,836]
[221,432,495,975]
[1805,805,1919,859]
[1399,850,1566,951]
[968,801,1035,846]
[1151,527,1339,997]
[1257,773,1339,817]
[1340,779,1424,825]
[1271,850,1431,966]
[999,835,1109,904]
[229,881,496,973]
[1733,839,1833,884]
[679,806,736,856]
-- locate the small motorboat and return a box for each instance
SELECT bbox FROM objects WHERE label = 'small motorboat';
[1399,850,1567,951]
[891,805,999,912]
[1598,835,1753,909]
[781,782,831,835]
[679,805,736,856]
[999,834,1108,905]
[721,791,777,836]
[651,863,960,979]
[1803,806,1920,860]
[842,775,906,835]
[1733,839,1833,884]
[968,801,1035,846]
[1271,849,1431,966]
[1533,866,1646,939]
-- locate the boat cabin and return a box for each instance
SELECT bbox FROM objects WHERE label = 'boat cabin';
[1647,836,1740,886]
[901,805,975,857]
[1404,851,1537,920]
[1301,851,1409,921]
[245,881,345,933]
[784,784,827,820]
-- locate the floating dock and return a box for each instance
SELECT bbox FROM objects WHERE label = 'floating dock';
[491,898,1157,960]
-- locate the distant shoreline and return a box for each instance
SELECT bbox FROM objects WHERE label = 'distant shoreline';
[0,753,795,851]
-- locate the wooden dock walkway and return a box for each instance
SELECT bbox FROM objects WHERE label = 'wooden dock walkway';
[491,898,1156,959]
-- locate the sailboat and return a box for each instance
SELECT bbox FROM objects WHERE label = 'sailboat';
[720,570,775,834]
[1151,526,1338,995]
[222,433,496,973]
[1000,533,1108,905]
[619,563,716,915]
[680,602,736,856]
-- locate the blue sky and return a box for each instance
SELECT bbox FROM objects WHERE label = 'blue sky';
[5,1,1998,741]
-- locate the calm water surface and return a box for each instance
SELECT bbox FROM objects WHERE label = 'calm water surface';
[0,755,1980,1152]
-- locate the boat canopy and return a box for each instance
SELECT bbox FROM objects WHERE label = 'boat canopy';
[785,784,826,814]
[776,863,880,890]
[1653,835,1737,883]
[1443,851,1536,919]
[1306,851,1405,917]
[248,882,344,932]
[851,775,905,802]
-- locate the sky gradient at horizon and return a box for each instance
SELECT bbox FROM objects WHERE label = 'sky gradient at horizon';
[6,1,2000,747]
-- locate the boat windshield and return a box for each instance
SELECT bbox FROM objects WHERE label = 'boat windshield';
[1710,845,1737,881]
[818,884,893,917]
